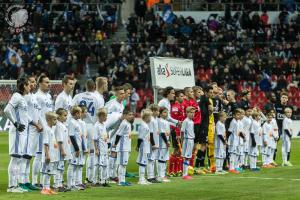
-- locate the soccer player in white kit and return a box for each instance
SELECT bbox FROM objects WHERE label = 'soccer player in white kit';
[94,108,111,187]
[181,107,196,180]
[136,109,152,185]
[249,112,261,171]
[282,107,293,167]
[22,76,43,191]
[105,86,125,182]
[40,112,59,195]
[5,77,41,193]
[33,75,53,188]
[54,75,75,118]
[113,109,134,186]
[147,104,160,183]
[73,79,101,184]
[262,112,274,168]
[214,111,228,175]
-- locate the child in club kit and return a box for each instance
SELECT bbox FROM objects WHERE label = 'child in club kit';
[228,109,242,174]
[136,109,153,185]
[241,107,252,169]
[214,111,228,175]
[113,109,135,186]
[76,105,88,190]
[262,112,274,168]
[40,112,59,195]
[147,104,161,183]
[157,107,172,183]
[54,108,72,192]
[282,107,293,167]
[181,106,196,180]
[67,106,84,191]
[249,112,261,171]
[270,109,279,166]
[236,109,246,172]
[94,108,111,187]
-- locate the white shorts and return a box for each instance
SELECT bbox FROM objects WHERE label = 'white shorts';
[228,145,237,154]
[182,139,194,159]
[37,132,44,153]
[116,151,130,166]
[57,161,65,171]
[95,154,109,166]
[215,147,226,159]
[86,123,95,151]
[157,148,169,162]
[137,152,148,166]
[249,146,259,157]
[237,145,244,156]
[70,152,85,166]
[41,162,57,175]
[148,148,158,161]
[9,129,26,157]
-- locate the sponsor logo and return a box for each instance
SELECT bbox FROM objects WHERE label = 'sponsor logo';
[156,63,192,78]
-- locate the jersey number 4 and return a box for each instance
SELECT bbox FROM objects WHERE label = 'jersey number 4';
[79,100,95,116]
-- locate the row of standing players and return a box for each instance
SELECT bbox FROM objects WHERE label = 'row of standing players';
[5,75,294,194]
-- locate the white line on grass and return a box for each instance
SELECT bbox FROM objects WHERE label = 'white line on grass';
[192,175,300,181]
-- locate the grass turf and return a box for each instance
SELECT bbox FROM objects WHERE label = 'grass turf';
[0,133,299,200]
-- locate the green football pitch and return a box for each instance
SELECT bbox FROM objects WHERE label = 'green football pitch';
[0,133,299,200]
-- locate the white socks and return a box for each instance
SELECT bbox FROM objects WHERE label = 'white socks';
[109,157,116,178]
[183,159,189,176]
[75,166,83,185]
[147,160,154,179]
[216,158,223,171]
[67,164,75,188]
[42,174,50,190]
[32,153,42,185]
[100,166,108,184]
[249,156,257,169]
[8,157,19,188]
[229,153,236,170]
[118,165,126,183]
[139,166,146,182]
[87,153,94,181]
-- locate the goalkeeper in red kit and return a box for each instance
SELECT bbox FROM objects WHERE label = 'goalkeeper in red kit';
[169,90,185,176]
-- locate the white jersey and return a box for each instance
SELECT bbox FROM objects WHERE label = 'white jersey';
[242,116,252,142]
[105,98,124,115]
[42,125,59,163]
[158,98,178,124]
[55,91,73,112]
[228,118,239,147]
[24,93,41,124]
[36,90,53,127]
[116,120,132,152]
[6,93,32,133]
[78,119,87,151]
[250,120,262,144]
[55,121,72,160]
[237,120,244,145]
[73,91,102,124]
[181,118,195,139]
[94,91,105,109]
[94,121,109,155]
[149,116,159,147]
[262,121,273,147]
[68,118,83,152]
[282,117,293,142]
[138,121,151,154]
[215,121,226,149]
[158,118,170,149]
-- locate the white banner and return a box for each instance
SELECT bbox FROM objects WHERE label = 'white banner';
[150,57,195,89]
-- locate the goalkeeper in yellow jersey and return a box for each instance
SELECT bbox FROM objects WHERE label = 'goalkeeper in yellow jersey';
[207,99,216,173]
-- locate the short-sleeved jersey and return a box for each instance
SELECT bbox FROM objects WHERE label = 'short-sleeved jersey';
[138,121,151,154]
[94,121,109,155]
[262,121,273,145]
[73,92,102,124]
[149,116,159,146]
[242,116,252,139]
[158,98,178,124]
[158,118,170,149]
[116,120,132,152]
[7,93,31,132]
[68,118,83,152]
[228,118,239,146]
[105,98,124,115]
[271,118,279,139]
[55,91,73,112]
[55,121,72,160]
[94,91,105,109]
[282,117,293,140]
[24,93,41,124]
[181,118,195,139]
[36,90,53,127]
[250,120,262,143]
[215,121,226,149]
[42,125,59,163]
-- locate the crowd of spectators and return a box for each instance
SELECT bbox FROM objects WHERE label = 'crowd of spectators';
[0,0,119,79]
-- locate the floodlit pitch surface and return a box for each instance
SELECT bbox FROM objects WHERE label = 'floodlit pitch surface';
[0,133,299,200]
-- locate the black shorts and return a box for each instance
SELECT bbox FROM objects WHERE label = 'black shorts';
[195,124,208,144]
